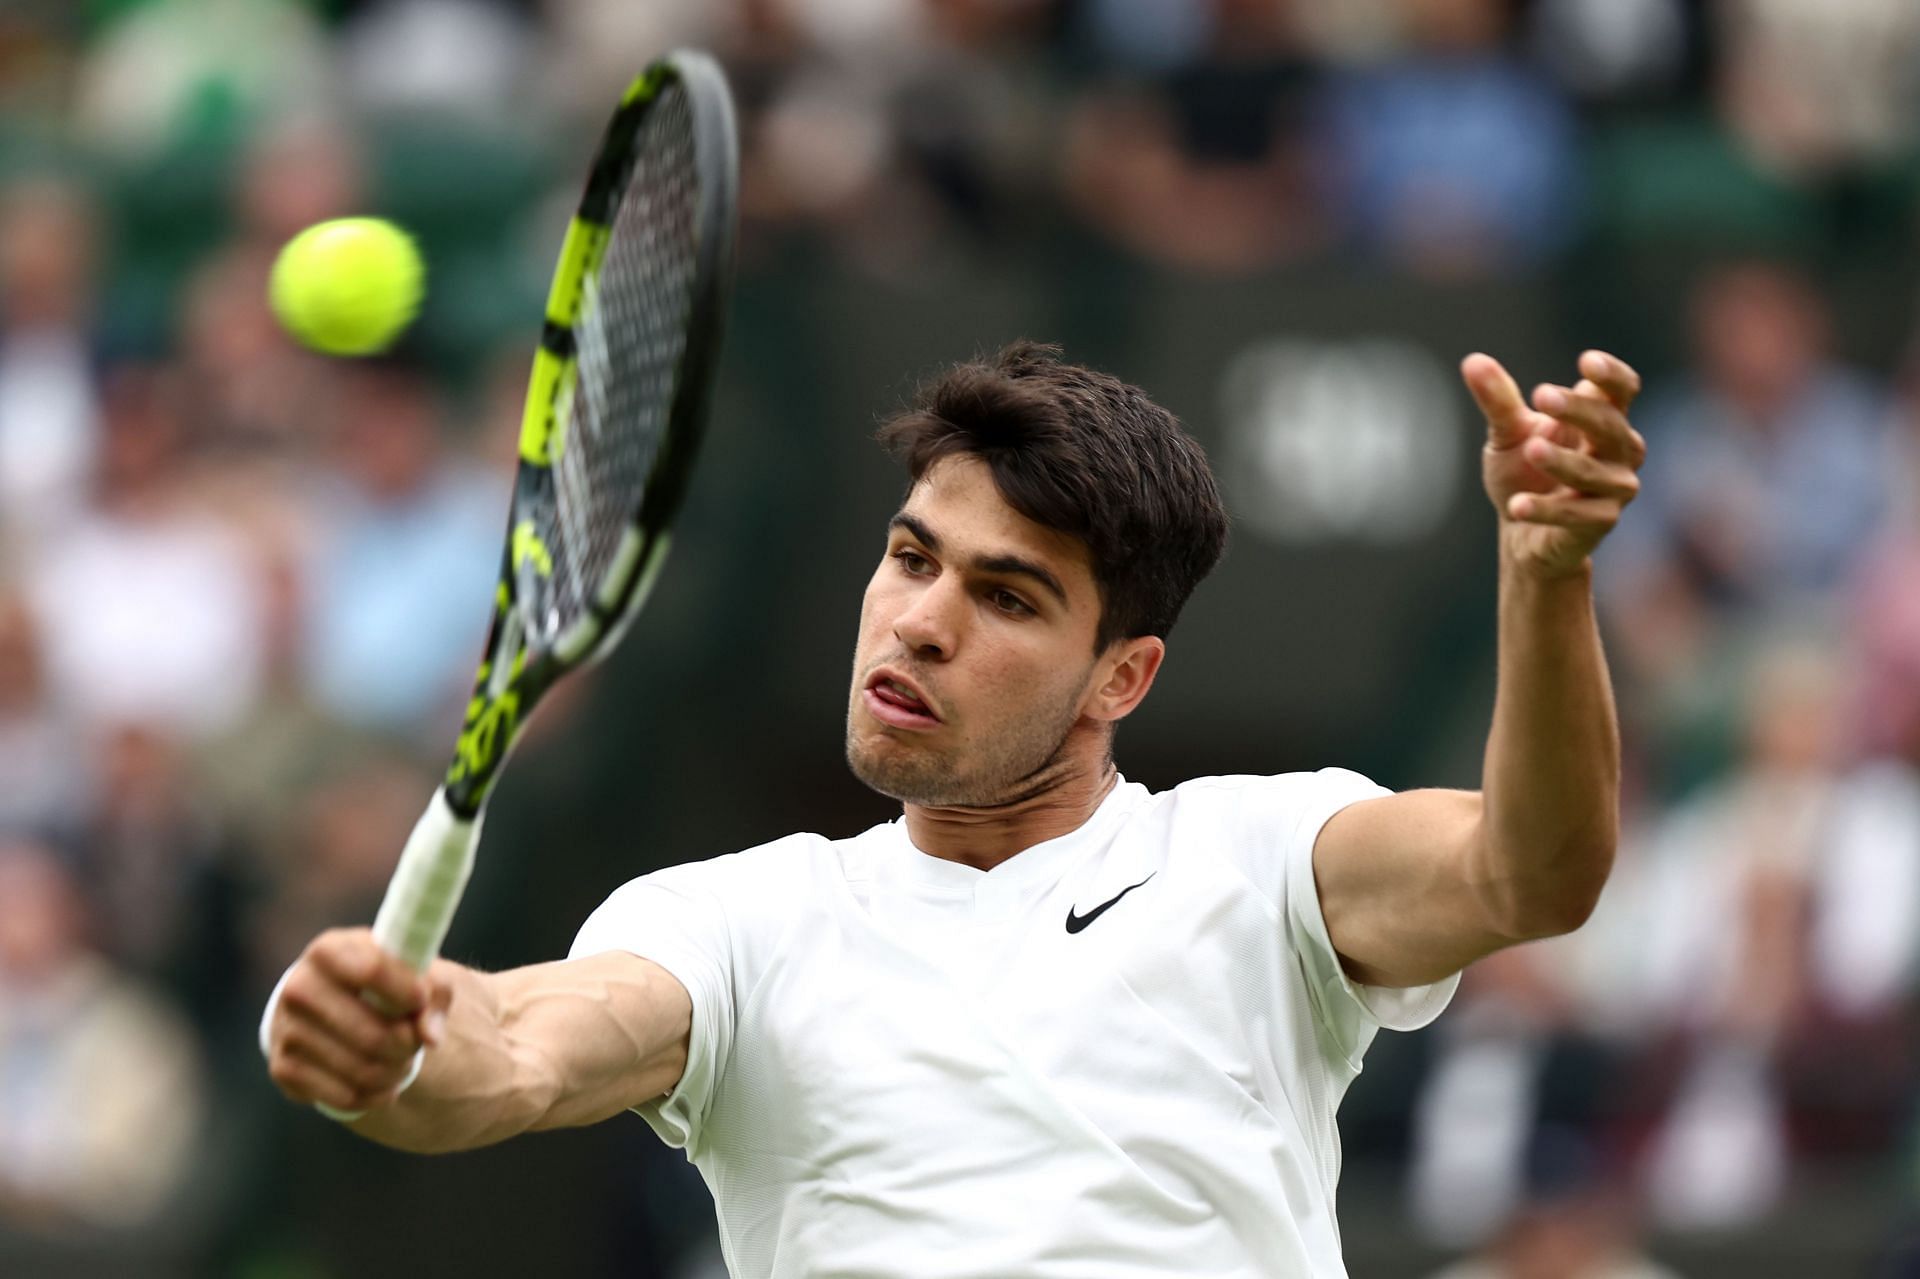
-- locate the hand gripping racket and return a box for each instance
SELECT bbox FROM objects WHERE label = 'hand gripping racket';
[318,51,738,1118]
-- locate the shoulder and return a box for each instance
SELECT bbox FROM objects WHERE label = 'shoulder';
[571,830,857,979]
[1150,769,1388,827]
[1132,770,1388,904]
[581,822,898,932]
[598,830,843,908]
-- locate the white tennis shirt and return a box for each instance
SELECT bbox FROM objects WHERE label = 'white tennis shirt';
[570,770,1458,1278]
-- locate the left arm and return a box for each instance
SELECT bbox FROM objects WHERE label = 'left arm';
[1313,350,1646,987]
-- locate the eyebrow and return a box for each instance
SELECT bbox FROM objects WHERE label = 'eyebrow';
[889,512,1071,608]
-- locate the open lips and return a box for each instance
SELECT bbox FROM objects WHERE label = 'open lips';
[865,669,942,727]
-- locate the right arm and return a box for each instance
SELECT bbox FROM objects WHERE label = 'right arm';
[264,929,691,1154]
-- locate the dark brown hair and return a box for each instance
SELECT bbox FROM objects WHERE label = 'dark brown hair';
[877,341,1228,651]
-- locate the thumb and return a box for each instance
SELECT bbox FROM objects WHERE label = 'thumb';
[1461,353,1531,451]
[419,974,454,1048]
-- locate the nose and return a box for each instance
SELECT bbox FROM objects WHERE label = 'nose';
[892,576,962,661]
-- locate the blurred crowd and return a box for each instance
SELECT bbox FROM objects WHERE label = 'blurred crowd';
[1,1,1919,1276]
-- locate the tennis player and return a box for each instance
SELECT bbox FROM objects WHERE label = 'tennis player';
[264,341,1645,1278]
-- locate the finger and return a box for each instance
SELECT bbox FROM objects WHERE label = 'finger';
[308,931,428,1015]
[1577,349,1642,411]
[1531,383,1645,466]
[1461,353,1533,450]
[1506,491,1622,532]
[281,967,421,1062]
[282,1028,414,1098]
[268,1051,370,1113]
[1522,438,1641,502]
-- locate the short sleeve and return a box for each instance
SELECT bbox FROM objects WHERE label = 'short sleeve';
[571,863,736,1151]
[1280,769,1459,1070]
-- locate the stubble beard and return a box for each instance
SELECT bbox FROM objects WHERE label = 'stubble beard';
[845,676,1088,809]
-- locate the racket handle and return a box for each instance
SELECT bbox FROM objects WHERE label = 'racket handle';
[371,786,482,972]
[314,787,480,1123]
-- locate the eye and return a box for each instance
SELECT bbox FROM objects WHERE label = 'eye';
[892,548,932,575]
[991,588,1034,617]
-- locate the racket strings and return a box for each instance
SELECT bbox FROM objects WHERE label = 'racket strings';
[531,81,701,643]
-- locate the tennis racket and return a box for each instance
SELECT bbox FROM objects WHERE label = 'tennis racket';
[318,50,737,1118]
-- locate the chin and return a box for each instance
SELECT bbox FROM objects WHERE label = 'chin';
[846,737,951,806]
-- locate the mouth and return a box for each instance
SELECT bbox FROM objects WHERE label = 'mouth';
[863,668,942,730]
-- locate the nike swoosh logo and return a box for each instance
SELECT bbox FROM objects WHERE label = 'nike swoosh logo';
[1065,874,1155,934]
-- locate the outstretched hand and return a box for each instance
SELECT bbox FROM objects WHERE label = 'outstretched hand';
[1464,350,1646,579]
[266,928,453,1117]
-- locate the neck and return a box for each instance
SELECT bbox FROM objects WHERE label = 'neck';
[902,754,1119,872]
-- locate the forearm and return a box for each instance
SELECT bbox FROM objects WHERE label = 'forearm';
[351,955,691,1155]
[346,962,541,1153]
[1475,553,1620,937]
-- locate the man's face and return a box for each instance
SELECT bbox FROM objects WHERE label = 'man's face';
[846,455,1109,807]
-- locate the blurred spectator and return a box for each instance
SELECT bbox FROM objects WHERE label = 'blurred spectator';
[0,837,206,1233]
[186,483,358,850]
[1408,944,1615,1246]
[1426,1129,1681,1279]
[233,116,365,253]
[1600,259,1897,786]
[23,363,269,738]
[1715,0,1920,177]
[72,0,334,153]
[0,589,88,838]
[1064,0,1326,273]
[541,0,738,120]
[1313,0,1580,276]
[179,244,331,447]
[339,0,538,122]
[0,177,103,540]
[248,755,435,986]
[298,360,499,737]
[77,723,243,1031]
[725,0,1046,274]
[171,118,362,450]
[1630,643,1920,1228]
[1625,259,1892,605]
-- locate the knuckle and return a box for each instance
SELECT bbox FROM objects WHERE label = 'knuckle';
[347,949,382,988]
[280,973,322,1014]
[313,927,353,958]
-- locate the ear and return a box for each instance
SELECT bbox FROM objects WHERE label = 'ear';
[1084,635,1166,723]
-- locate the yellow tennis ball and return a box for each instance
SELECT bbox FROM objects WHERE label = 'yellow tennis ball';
[269,217,424,356]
